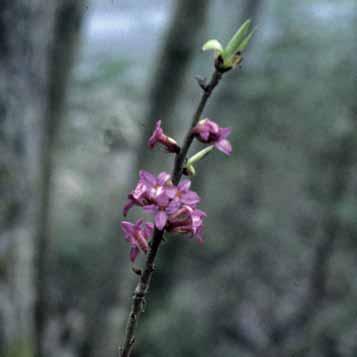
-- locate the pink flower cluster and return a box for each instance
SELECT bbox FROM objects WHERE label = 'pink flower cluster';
[121,170,205,261]
[121,117,232,262]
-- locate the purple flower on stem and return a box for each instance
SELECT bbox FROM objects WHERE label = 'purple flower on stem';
[139,170,173,200]
[174,179,200,206]
[142,178,200,230]
[123,170,173,216]
[121,219,154,262]
[143,193,180,230]
[148,120,180,153]
[192,118,232,155]
[122,170,203,234]
[167,205,206,243]
[123,181,147,216]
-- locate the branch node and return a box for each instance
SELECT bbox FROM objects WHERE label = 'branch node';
[132,266,142,276]
[195,75,208,91]
[141,297,147,313]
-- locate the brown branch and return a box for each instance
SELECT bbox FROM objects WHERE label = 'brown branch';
[119,67,227,357]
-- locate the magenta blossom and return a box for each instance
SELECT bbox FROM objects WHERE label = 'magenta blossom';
[143,193,180,230]
[142,178,200,230]
[192,118,232,155]
[123,170,173,216]
[172,179,200,207]
[121,219,154,262]
[166,205,206,243]
[122,170,205,234]
[148,120,180,153]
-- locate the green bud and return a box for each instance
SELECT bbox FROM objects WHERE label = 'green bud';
[202,19,255,70]
[202,39,223,55]
[187,145,214,167]
[236,27,256,52]
[222,19,251,61]
[184,163,196,176]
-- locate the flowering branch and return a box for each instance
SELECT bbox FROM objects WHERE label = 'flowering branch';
[119,20,255,357]
[172,69,223,184]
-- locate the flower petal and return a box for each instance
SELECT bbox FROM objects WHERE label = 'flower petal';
[148,121,164,149]
[148,135,158,148]
[134,219,143,230]
[143,222,154,238]
[130,246,140,262]
[200,129,210,141]
[155,211,167,230]
[121,221,135,239]
[181,191,200,206]
[219,127,232,139]
[131,182,147,201]
[136,232,149,253]
[156,192,169,207]
[178,179,191,192]
[143,204,158,214]
[195,226,204,244]
[123,199,134,216]
[166,198,181,215]
[205,119,220,134]
[215,139,232,155]
[165,186,177,199]
[139,170,157,187]
[157,172,171,185]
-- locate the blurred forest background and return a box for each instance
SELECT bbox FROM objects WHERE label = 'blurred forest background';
[0,0,356,356]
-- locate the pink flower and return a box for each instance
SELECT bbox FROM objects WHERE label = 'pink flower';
[148,120,180,153]
[143,194,180,230]
[192,118,232,155]
[142,178,200,230]
[121,219,154,262]
[173,179,200,207]
[123,170,173,216]
[166,205,206,243]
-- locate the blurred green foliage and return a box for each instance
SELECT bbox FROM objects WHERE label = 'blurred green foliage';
[46,0,356,356]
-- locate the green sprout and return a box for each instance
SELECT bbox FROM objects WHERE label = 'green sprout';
[202,19,256,69]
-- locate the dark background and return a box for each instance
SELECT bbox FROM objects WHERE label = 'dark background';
[0,0,356,356]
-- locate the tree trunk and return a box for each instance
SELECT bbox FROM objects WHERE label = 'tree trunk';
[0,1,84,356]
[34,2,84,356]
[0,2,56,355]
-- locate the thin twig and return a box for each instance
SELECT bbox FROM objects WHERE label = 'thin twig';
[119,68,226,357]
[172,69,223,184]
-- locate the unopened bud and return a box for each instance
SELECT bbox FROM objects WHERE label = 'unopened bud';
[203,19,255,70]
[183,164,196,176]
[187,145,214,167]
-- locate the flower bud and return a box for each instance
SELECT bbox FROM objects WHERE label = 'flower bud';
[202,19,255,70]
[187,145,214,167]
[202,39,223,56]
[183,164,196,176]
[148,120,180,153]
[222,19,251,62]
